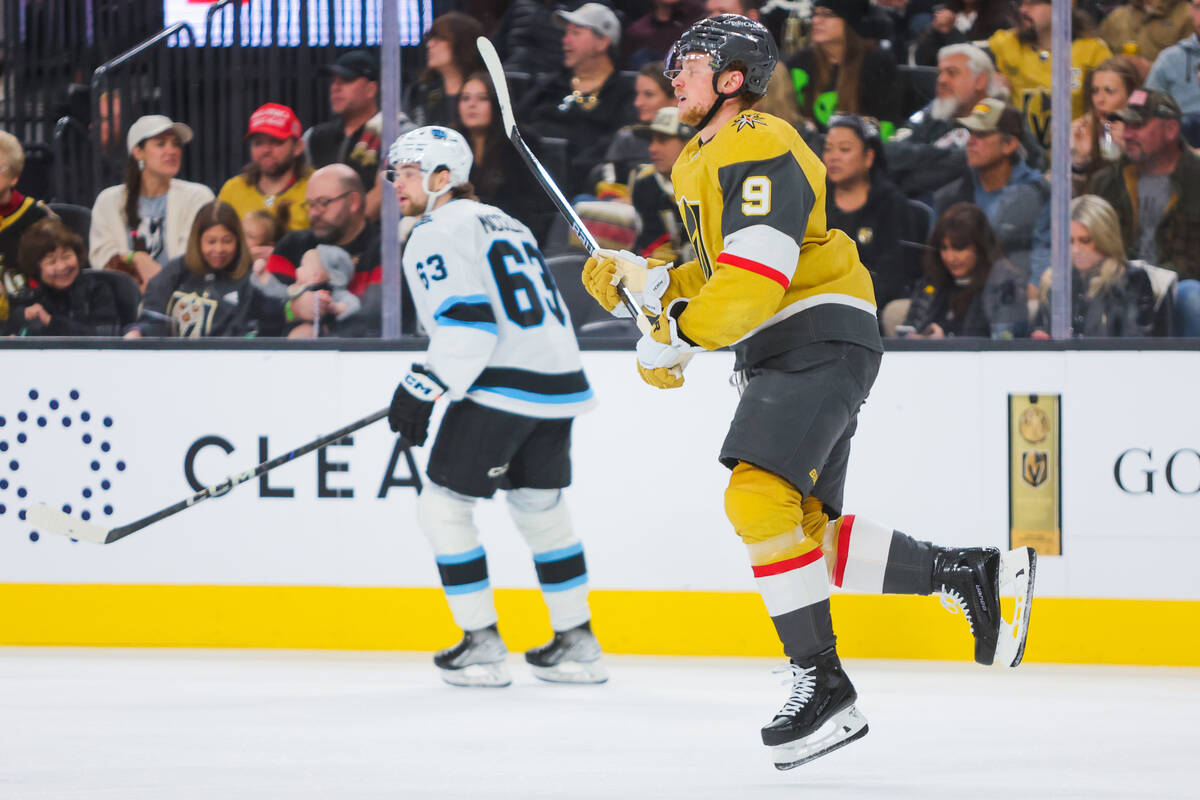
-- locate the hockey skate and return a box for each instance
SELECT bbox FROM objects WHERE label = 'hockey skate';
[934,546,1037,667]
[433,624,512,687]
[761,647,869,770]
[524,621,608,684]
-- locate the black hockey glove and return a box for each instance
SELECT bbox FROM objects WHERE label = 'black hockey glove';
[389,364,448,446]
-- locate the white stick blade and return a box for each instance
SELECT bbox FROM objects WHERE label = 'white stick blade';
[27,503,111,544]
[476,36,517,135]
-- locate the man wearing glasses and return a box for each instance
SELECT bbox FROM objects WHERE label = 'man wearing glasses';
[264,164,383,336]
[1145,0,1200,147]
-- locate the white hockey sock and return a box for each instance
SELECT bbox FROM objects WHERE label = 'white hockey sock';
[418,484,497,631]
[507,488,591,632]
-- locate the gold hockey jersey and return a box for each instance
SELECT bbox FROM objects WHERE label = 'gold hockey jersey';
[663,110,880,362]
[987,29,1113,150]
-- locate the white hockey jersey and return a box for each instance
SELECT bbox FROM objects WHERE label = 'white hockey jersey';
[402,198,595,420]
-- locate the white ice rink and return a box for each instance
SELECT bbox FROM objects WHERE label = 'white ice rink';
[1,648,1196,799]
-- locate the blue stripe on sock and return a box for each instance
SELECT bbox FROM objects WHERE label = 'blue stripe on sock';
[444,578,491,595]
[436,546,486,565]
[533,542,584,564]
[540,574,588,593]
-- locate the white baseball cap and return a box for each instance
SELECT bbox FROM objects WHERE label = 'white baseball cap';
[126,115,194,154]
[555,3,621,46]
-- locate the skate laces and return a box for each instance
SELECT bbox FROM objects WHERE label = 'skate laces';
[938,585,975,633]
[773,663,817,716]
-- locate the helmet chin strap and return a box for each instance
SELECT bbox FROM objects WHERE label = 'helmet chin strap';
[422,169,452,209]
[696,74,743,133]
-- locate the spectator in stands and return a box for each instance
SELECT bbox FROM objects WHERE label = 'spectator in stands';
[888,43,1046,199]
[405,12,486,128]
[933,99,1051,288]
[899,201,1028,338]
[285,246,362,338]
[1145,0,1200,146]
[90,115,215,292]
[496,0,564,75]
[218,103,312,233]
[1071,56,1140,194]
[0,132,52,296]
[630,106,696,262]
[595,62,675,199]
[131,201,283,338]
[4,218,122,336]
[308,50,385,221]
[243,208,286,291]
[455,73,556,242]
[1099,0,1194,64]
[756,62,818,142]
[823,114,924,316]
[705,0,762,20]
[787,0,900,136]
[266,164,382,337]
[1089,88,1200,335]
[627,0,705,68]
[914,0,1017,66]
[520,3,637,195]
[1031,194,1156,337]
[988,0,1112,150]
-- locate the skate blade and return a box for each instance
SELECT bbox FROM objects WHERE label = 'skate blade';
[438,661,512,688]
[994,547,1037,668]
[769,705,869,771]
[529,659,609,685]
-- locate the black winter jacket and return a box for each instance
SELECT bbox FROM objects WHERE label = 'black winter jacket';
[903,258,1029,337]
[5,270,123,336]
[825,173,924,311]
[1031,263,1156,337]
[139,257,284,337]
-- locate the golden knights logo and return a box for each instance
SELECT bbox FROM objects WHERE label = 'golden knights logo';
[734,112,767,132]
[678,196,713,279]
[1021,451,1049,487]
[167,291,220,338]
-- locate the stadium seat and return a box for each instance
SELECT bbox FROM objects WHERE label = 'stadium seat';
[85,268,142,330]
[48,203,93,249]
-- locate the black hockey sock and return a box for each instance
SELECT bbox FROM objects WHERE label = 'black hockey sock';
[772,599,837,662]
[881,531,937,595]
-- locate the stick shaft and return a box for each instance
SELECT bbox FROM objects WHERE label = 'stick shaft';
[475,35,645,324]
[103,408,390,543]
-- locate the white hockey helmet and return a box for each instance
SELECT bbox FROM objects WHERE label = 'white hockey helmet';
[386,125,473,207]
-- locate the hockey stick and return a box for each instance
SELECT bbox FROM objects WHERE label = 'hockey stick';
[28,407,390,545]
[476,36,653,336]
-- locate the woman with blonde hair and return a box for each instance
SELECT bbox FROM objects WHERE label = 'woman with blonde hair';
[1031,194,1155,338]
[132,200,283,337]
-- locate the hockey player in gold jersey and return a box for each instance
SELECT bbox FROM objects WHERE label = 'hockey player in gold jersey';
[581,14,1037,770]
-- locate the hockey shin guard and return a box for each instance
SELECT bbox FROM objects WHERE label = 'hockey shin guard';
[417,484,498,631]
[507,488,591,632]
[726,464,836,659]
[827,515,937,595]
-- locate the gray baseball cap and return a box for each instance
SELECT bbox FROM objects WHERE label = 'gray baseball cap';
[554,3,621,46]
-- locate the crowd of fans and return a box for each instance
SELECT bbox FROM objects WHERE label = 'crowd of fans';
[2,0,1200,339]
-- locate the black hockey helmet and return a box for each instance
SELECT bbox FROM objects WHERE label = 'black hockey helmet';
[664,14,779,97]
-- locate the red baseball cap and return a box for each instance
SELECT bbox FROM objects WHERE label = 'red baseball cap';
[246,103,302,140]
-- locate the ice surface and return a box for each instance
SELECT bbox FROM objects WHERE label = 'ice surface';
[1,648,1195,799]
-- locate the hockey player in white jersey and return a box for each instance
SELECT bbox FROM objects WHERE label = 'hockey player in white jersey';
[384,126,605,687]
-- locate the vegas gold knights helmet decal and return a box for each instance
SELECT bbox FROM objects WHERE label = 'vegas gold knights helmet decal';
[678,197,713,279]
